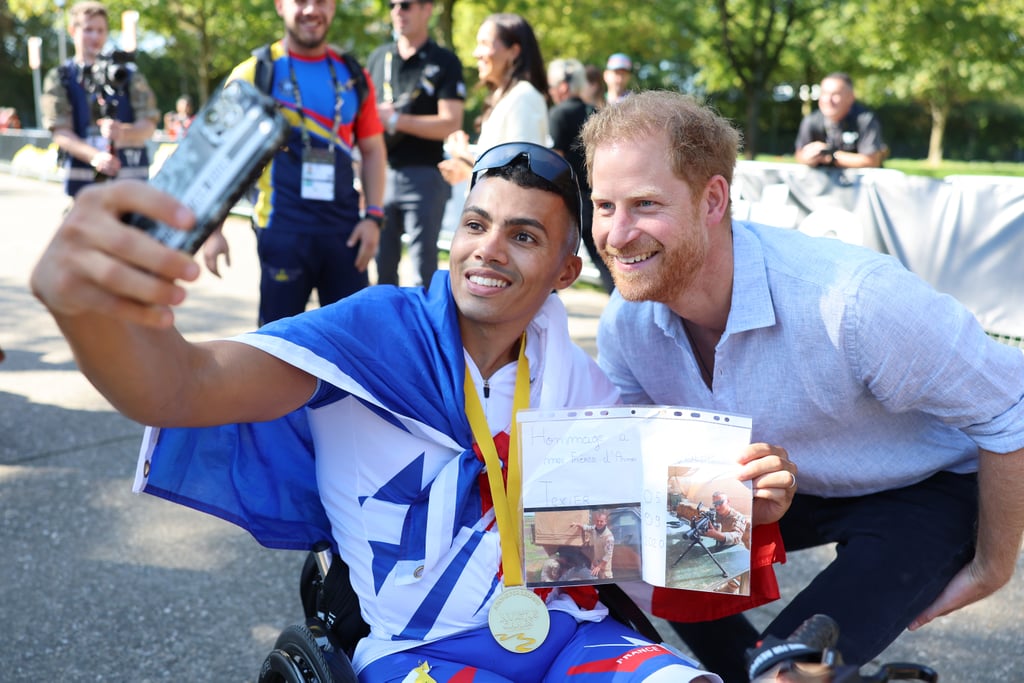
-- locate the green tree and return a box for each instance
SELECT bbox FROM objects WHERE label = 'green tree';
[117,0,389,105]
[13,0,1022,162]
[0,4,57,126]
[685,0,822,158]
[851,0,1024,165]
[446,0,699,128]
[9,0,391,110]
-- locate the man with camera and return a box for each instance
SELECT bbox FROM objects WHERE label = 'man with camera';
[41,1,158,198]
[794,72,885,169]
[367,0,465,288]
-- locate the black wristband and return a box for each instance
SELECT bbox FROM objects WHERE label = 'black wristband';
[363,212,385,229]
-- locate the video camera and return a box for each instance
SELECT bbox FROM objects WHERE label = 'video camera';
[84,49,136,98]
[816,145,838,165]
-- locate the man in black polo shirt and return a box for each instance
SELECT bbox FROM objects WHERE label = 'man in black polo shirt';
[368,0,465,288]
[795,72,886,169]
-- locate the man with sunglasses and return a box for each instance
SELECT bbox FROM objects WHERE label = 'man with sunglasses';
[33,142,789,681]
[200,0,387,325]
[368,0,465,289]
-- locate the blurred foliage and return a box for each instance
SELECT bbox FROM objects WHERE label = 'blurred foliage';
[5,0,1024,162]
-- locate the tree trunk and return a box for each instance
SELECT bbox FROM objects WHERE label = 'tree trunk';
[927,100,947,167]
[436,0,454,48]
[197,36,211,105]
[744,87,762,160]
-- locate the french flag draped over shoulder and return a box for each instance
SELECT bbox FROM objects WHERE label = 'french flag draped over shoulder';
[134,272,476,552]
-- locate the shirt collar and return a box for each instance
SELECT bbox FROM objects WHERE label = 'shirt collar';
[392,38,433,59]
[648,220,777,341]
[727,220,777,336]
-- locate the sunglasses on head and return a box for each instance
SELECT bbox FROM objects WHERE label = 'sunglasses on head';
[470,142,583,253]
[390,1,417,10]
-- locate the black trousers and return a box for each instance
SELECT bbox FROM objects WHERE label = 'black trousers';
[672,471,978,682]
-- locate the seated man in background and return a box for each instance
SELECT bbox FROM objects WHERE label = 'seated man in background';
[794,72,886,169]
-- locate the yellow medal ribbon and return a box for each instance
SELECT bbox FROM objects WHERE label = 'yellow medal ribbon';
[465,334,548,653]
[463,334,531,587]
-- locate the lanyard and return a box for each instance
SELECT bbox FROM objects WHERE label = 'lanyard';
[383,51,395,103]
[463,335,530,588]
[287,53,346,154]
[383,48,425,108]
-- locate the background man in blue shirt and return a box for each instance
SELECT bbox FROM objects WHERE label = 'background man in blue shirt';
[41,1,159,198]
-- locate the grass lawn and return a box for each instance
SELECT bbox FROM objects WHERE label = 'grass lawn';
[754,155,1024,179]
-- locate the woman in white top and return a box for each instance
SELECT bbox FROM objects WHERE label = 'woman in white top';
[439,13,549,185]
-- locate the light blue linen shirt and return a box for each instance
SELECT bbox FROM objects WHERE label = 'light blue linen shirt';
[598,220,1024,497]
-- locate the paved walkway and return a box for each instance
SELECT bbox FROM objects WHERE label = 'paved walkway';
[1,172,1020,681]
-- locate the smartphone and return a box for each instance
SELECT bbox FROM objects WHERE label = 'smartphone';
[127,79,289,254]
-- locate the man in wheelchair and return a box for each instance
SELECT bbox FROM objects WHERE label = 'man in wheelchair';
[31,142,797,682]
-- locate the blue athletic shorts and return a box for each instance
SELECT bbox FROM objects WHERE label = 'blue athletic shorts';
[357,611,715,682]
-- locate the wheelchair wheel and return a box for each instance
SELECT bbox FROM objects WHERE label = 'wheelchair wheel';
[259,649,309,683]
[257,622,357,683]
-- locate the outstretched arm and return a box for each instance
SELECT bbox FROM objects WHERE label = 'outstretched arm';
[30,180,316,427]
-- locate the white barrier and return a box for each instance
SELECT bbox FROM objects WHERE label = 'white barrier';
[732,161,1024,340]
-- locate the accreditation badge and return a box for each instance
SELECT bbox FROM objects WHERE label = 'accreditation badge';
[487,586,550,653]
[301,147,335,201]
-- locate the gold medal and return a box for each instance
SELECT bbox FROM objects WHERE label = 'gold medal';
[465,335,549,653]
[487,586,550,653]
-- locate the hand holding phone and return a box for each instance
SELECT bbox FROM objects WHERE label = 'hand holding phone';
[128,79,288,254]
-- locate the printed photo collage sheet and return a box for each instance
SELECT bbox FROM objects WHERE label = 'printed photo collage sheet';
[518,405,755,595]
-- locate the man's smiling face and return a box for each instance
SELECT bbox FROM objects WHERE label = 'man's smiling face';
[590,131,710,304]
[449,176,580,337]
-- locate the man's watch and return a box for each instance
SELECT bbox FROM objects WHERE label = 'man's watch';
[363,210,385,229]
[386,111,400,136]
